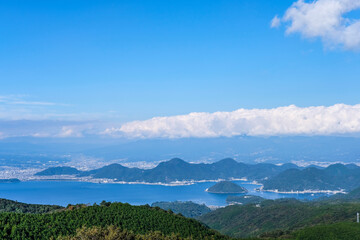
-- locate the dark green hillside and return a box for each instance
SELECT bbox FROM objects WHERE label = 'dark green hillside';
[292,222,360,240]
[226,195,264,205]
[151,201,211,218]
[245,163,300,180]
[0,198,63,214]
[207,181,248,194]
[35,167,81,176]
[0,202,229,240]
[199,198,360,238]
[80,163,144,181]
[263,168,330,191]
[263,164,360,192]
[57,225,219,240]
[321,186,360,203]
[141,158,206,182]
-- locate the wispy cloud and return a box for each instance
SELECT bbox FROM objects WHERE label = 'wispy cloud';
[105,104,360,138]
[0,119,99,139]
[0,95,58,106]
[0,95,118,139]
[272,0,360,50]
[0,95,82,121]
[271,15,281,28]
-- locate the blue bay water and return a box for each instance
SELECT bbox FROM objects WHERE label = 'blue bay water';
[0,181,330,206]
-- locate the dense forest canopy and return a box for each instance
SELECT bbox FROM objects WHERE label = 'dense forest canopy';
[151,201,211,218]
[0,201,228,240]
[0,198,63,214]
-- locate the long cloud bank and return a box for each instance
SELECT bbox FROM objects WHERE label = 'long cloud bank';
[1,104,360,139]
[273,0,360,50]
[105,104,360,138]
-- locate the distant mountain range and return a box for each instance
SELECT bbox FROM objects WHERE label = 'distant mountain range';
[35,158,360,191]
[35,158,300,183]
[262,163,360,192]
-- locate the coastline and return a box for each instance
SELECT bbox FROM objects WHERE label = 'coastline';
[260,186,346,194]
[13,177,347,195]
[22,176,254,187]
[205,189,248,194]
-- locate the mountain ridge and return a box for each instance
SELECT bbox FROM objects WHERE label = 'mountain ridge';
[35,158,301,183]
[263,163,360,192]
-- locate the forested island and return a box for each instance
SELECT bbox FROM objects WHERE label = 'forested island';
[207,181,248,194]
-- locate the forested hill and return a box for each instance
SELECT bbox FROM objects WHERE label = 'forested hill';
[207,181,248,194]
[35,166,81,176]
[151,201,211,218]
[320,186,360,203]
[0,198,63,214]
[2,197,360,239]
[226,195,265,205]
[262,163,360,192]
[0,201,229,240]
[36,158,300,183]
[199,198,360,238]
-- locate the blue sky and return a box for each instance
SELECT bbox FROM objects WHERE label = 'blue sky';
[1,0,360,139]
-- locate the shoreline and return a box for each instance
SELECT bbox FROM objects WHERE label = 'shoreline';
[205,189,249,194]
[260,188,346,194]
[21,177,254,187]
[13,177,346,195]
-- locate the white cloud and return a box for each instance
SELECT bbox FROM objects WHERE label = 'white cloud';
[2,101,360,139]
[271,15,281,28]
[105,104,360,138]
[273,0,360,50]
[57,126,84,138]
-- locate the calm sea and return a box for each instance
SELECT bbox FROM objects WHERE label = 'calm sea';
[0,181,330,206]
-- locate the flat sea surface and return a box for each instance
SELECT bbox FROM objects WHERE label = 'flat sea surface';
[0,181,331,206]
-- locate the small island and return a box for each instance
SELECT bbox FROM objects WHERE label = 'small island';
[0,178,21,183]
[206,181,248,194]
